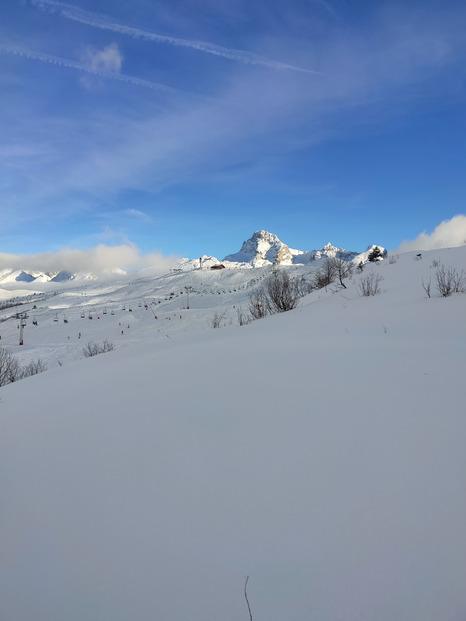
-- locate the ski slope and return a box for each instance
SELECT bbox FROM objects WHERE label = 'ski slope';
[1,246,466,621]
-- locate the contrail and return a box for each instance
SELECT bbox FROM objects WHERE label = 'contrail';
[0,43,177,93]
[31,0,319,75]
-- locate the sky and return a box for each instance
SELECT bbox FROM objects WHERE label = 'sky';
[1,0,466,269]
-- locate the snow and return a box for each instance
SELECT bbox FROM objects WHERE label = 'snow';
[1,246,466,621]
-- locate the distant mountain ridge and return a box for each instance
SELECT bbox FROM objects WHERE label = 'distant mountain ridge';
[0,231,387,283]
[178,230,386,270]
[0,269,99,286]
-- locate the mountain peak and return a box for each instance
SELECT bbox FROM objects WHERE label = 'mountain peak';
[224,230,293,266]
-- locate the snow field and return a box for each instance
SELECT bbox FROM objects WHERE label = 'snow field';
[1,245,466,620]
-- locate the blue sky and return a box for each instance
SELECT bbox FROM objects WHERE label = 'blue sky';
[1,0,466,267]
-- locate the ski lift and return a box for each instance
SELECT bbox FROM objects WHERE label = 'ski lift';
[63,316,68,324]
[138,301,142,307]
[122,305,126,310]
[32,316,38,326]
[111,310,115,315]
[88,313,93,319]
[81,311,85,318]
[103,308,107,314]
[53,315,59,322]
[128,306,132,312]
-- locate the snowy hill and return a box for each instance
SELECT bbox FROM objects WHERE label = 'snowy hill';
[1,245,466,621]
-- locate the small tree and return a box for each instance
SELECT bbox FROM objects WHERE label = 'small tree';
[329,257,353,289]
[368,246,384,262]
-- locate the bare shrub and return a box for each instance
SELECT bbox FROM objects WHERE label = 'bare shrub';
[21,358,47,378]
[435,265,466,297]
[248,270,305,318]
[236,306,252,326]
[358,273,383,296]
[248,287,269,319]
[313,258,337,290]
[0,348,47,387]
[210,309,229,328]
[421,277,431,298]
[0,348,21,386]
[265,269,302,313]
[82,339,115,358]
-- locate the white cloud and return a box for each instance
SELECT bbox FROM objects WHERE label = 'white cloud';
[0,244,178,276]
[80,42,122,73]
[397,215,466,252]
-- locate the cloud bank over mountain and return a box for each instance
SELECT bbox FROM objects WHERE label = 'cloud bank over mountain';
[0,244,177,276]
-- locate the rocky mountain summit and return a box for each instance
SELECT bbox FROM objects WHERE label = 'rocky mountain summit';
[224,230,293,266]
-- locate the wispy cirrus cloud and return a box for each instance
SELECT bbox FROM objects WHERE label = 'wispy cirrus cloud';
[31,0,319,74]
[0,42,175,93]
[123,209,153,223]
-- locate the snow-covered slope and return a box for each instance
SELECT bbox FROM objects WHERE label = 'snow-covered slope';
[1,246,466,621]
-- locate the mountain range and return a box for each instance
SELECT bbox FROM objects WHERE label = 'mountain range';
[0,230,386,284]
[175,230,386,271]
